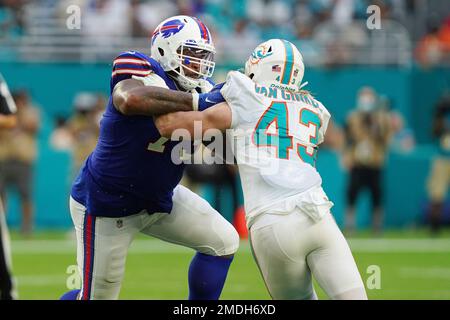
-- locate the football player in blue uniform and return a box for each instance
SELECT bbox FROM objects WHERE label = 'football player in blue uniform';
[60,16,238,300]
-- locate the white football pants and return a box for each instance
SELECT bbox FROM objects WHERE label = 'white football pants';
[249,201,367,300]
[70,184,239,300]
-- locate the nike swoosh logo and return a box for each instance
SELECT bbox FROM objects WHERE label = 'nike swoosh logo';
[205,97,216,104]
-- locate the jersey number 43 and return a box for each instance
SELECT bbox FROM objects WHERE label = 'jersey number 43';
[252,101,321,166]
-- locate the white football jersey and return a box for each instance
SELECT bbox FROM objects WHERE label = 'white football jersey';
[221,71,332,227]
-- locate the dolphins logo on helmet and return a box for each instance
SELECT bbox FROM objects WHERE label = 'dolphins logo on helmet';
[249,44,273,65]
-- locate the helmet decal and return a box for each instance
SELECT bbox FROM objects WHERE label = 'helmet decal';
[249,44,273,65]
[192,17,211,43]
[152,19,185,44]
[272,65,281,72]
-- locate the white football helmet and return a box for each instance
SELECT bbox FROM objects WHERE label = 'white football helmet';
[244,39,305,92]
[151,15,216,91]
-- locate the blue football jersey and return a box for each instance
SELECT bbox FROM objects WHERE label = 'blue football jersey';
[71,51,194,217]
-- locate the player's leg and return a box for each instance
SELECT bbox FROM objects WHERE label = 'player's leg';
[141,184,239,300]
[306,213,367,300]
[67,197,142,300]
[249,212,317,300]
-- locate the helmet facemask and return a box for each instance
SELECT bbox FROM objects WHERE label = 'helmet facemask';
[169,43,215,91]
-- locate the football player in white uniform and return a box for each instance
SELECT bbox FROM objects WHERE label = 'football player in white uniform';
[155,39,368,300]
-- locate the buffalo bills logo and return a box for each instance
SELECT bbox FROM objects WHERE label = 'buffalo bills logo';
[152,19,185,44]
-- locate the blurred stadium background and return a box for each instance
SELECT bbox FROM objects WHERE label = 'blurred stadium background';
[1,0,450,299]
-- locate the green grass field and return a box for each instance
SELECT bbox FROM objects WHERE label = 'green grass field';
[8,229,450,300]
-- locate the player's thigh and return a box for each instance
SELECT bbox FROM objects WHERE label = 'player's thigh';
[306,214,367,300]
[141,185,239,256]
[249,215,315,300]
[69,197,141,300]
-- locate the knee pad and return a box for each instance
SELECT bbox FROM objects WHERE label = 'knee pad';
[210,220,240,256]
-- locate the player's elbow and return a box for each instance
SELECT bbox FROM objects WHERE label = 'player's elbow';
[123,93,143,115]
[113,88,140,116]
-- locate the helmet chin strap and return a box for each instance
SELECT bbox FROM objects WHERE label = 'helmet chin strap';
[169,65,201,91]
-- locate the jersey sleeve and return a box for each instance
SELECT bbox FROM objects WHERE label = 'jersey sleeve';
[220,71,263,128]
[110,51,154,91]
[0,75,17,115]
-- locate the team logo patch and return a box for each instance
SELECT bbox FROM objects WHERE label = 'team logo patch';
[249,44,273,65]
[152,19,185,44]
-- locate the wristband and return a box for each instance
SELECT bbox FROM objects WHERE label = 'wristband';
[192,92,199,111]
[198,90,225,111]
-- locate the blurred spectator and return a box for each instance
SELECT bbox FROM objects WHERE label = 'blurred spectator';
[129,0,148,38]
[50,92,104,177]
[82,0,132,57]
[416,15,450,67]
[245,0,294,39]
[0,89,40,236]
[343,86,392,234]
[221,19,260,63]
[129,0,177,38]
[246,0,291,28]
[293,0,315,39]
[330,0,356,27]
[385,97,415,153]
[426,93,450,233]
[67,93,104,175]
[0,0,26,38]
[438,15,450,60]
[313,20,368,66]
[49,116,73,151]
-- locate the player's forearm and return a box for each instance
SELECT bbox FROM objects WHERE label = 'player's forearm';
[156,102,231,139]
[156,111,204,138]
[115,85,194,116]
